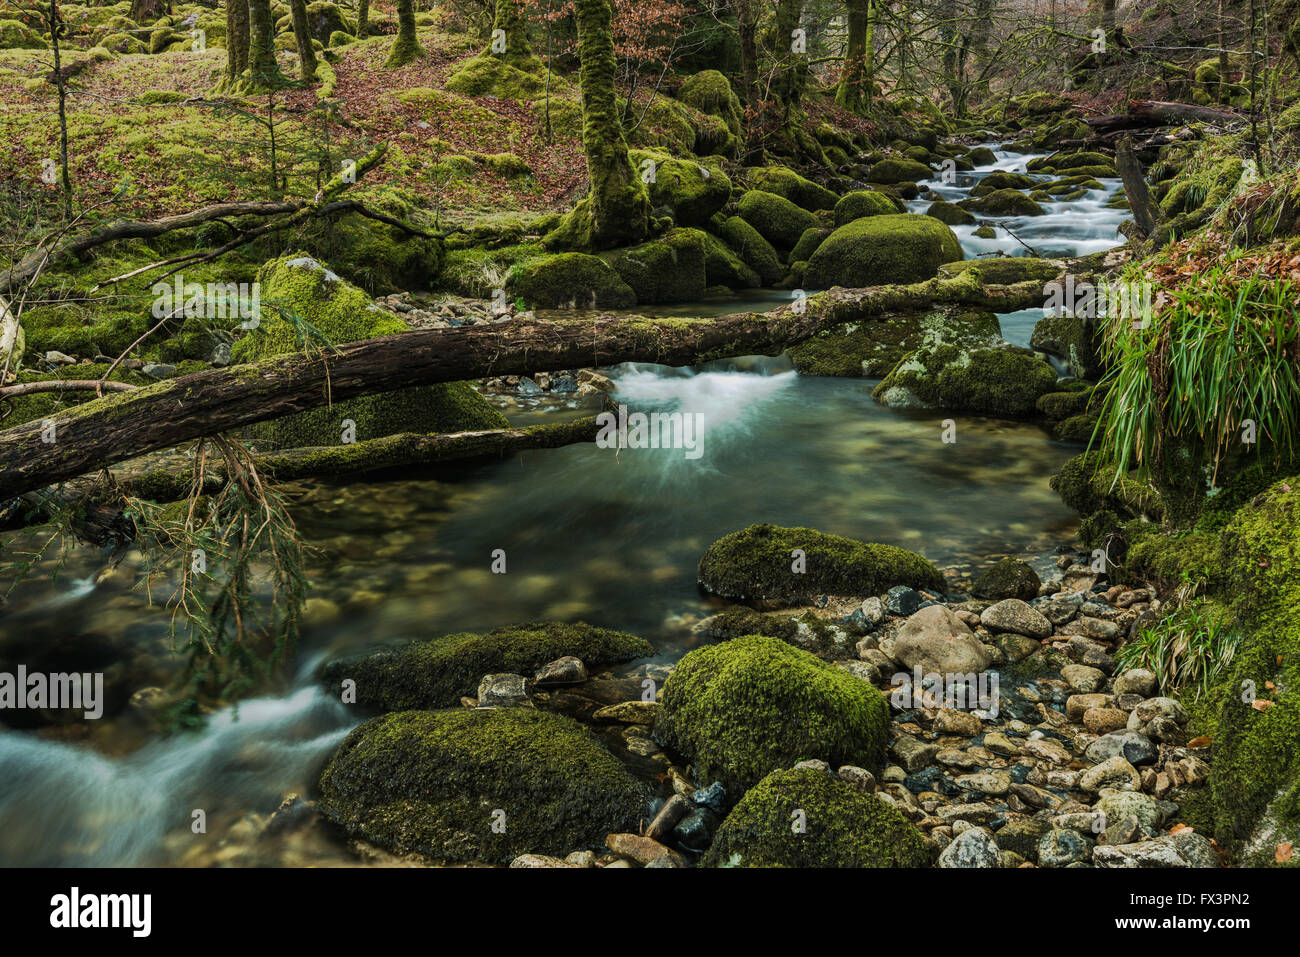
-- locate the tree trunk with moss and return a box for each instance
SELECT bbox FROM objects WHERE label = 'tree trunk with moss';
[771,0,807,104]
[289,0,319,81]
[385,0,424,67]
[357,0,369,38]
[246,0,282,87]
[543,0,651,250]
[836,0,874,112]
[491,0,534,65]
[226,0,250,79]
[130,0,169,24]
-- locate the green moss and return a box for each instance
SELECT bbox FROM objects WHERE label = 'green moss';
[941,257,1063,286]
[736,189,819,250]
[230,255,506,447]
[721,216,783,286]
[959,189,1046,216]
[788,227,831,265]
[697,522,943,603]
[1121,526,1219,593]
[699,231,761,289]
[0,364,150,427]
[321,620,653,710]
[744,166,838,212]
[1028,310,1101,378]
[867,157,933,185]
[653,636,891,795]
[318,708,649,863]
[970,171,1036,196]
[703,767,930,867]
[508,251,637,308]
[789,307,999,377]
[1208,477,1300,860]
[628,150,730,228]
[599,228,707,303]
[438,242,543,297]
[925,200,976,226]
[834,190,899,227]
[805,214,962,290]
[677,69,743,136]
[972,557,1040,601]
[444,54,548,99]
[1050,452,1163,520]
[873,342,1058,418]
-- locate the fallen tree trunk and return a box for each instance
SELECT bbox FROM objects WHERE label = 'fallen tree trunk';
[0,270,1064,499]
[1115,136,1159,238]
[1084,99,1243,133]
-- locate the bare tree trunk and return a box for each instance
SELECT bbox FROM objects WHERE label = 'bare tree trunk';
[1116,136,1158,238]
[46,0,73,222]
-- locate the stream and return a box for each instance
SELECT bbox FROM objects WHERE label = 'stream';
[0,144,1130,866]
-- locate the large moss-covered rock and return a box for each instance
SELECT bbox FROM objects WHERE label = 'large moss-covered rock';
[297,191,443,294]
[653,636,891,794]
[804,214,962,289]
[630,150,730,227]
[698,523,943,603]
[925,200,976,226]
[1049,452,1163,520]
[867,157,933,184]
[872,341,1058,418]
[744,166,838,211]
[789,226,832,265]
[318,708,649,863]
[321,620,653,710]
[1208,478,1300,862]
[971,171,1036,196]
[959,189,1046,216]
[230,256,507,448]
[444,55,549,98]
[737,189,819,250]
[677,69,743,138]
[509,252,637,308]
[599,228,708,303]
[0,19,47,49]
[789,306,1000,377]
[1030,311,1103,379]
[721,216,783,285]
[833,190,899,226]
[700,231,761,289]
[703,767,931,867]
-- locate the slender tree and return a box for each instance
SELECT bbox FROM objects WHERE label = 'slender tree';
[289,0,319,82]
[248,0,283,86]
[836,0,875,112]
[357,0,370,38]
[226,0,250,79]
[385,0,425,67]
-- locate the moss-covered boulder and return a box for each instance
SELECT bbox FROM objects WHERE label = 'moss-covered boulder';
[598,228,708,303]
[737,189,819,250]
[700,231,761,289]
[788,226,832,265]
[971,171,1036,196]
[925,200,976,226]
[508,252,637,308]
[230,256,507,448]
[873,341,1058,418]
[959,189,1046,216]
[804,214,962,289]
[703,767,931,867]
[1030,311,1103,378]
[297,191,444,294]
[867,157,933,185]
[721,216,784,286]
[744,166,838,211]
[971,557,1041,601]
[318,708,649,863]
[677,69,743,139]
[697,523,943,603]
[1207,478,1300,862]
[833,190,899,226]
[629,150,730,227]
[1049,452,1163,520]
[653,636,891,795]
[789,306,1000,377]
[321,620,653,710]
[444,55,549,99]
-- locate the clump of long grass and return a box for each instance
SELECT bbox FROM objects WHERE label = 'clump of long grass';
[1117,600,1242,701]
[1095,264,1300,486]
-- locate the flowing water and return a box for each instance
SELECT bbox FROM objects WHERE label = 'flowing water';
[0,144,1129,866]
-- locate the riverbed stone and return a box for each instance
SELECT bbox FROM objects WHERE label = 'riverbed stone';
[1079,755,1142,792]
[938,827,999,867]
[1061,664,1107,693]
[971,558,1041,601]
[1085,729,1157,765]
[893,605,993,677]
[1093,830,1220,868]
[1037,827,1092,866]
[1113,668,1158,697]
[980,599,1053,639]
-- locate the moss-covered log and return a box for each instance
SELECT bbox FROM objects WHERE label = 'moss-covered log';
[0,269,1062,498]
